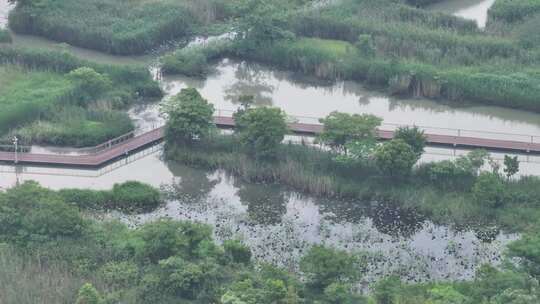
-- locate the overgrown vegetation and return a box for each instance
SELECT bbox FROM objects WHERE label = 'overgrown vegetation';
[0,47,161,146]
[7,0,242,54]
[160,0,540,112]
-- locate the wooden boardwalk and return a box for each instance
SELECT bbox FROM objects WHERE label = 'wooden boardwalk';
[0,116,539,168]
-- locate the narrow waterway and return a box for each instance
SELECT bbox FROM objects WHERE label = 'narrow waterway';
[428,0,496,28]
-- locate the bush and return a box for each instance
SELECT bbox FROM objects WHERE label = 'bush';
[300,245,361,289]
[235,107,288,159]
[0,29,11,43]
[472,173,506,208]
[111,181,162,213]
[163,88,216,144]
[0,181,86,245]
[375,139,418,179]
[223,240,252,265]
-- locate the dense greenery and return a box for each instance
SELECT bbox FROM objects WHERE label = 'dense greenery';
[163,88,216,144]
[7,0,241,54]
[0,28,11,43]
[160,0,540,112]
[0,47,161,146]
[0,181,370,303]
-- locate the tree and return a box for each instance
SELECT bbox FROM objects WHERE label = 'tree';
[235,0,295,53]
[504,155,520,179]
[373,276,401,304]
[472,172,506,208]
[393,126,426,157]
[224,239,252,265]
[374,139,418,179]
[68,67,111,103]
[425,285,468,304]
[162,88,215,144]
[318,111,382,154]
[508,232,540,277]
[235,107,288,159]
[356,34,376,58]
[300,245,361,289]
[76,283,102,304]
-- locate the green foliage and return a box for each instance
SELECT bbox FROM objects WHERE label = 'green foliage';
[508,232,540,277]
[504,155,520,179]
[110,181,162,213]
[8,0,198,54]
[393,126,426,157]
[425,286,467,304]
[68,67,112,104]
[318,111,382,153]
[223,240,252,264]
[58,181,162,213]
[300,245,361,289]
[235,107,288,159]
[0,181,86,245]
[472,173,506,208]
[161,40,233,76]
[163,88,216,144]
[489,0,540,24]
[373,276,401,304]
[235,0,295,54]
[76,283,102,304]
[374,139,418,179]
[0,29,11,43]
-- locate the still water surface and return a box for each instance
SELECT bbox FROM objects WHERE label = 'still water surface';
[428,0,496,28]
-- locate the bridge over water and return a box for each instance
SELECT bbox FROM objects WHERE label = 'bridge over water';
[0,115,539,168]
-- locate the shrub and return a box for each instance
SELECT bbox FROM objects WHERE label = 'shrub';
[163,88,215,144]
[111,181,162,213]
[472,173,506,208]
[374,139,418,179]
[393,126,426,157]
[223,240,252,264]
[235,107,288,159]
[300,245,361,289]
[75,283,102,304]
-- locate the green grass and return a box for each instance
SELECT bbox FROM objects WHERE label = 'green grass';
[0,66,74,133]
[8,0,240,54]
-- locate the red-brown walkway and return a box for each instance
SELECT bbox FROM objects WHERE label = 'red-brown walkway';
[0,116,538,167]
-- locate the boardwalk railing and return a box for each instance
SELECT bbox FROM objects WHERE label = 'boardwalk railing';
[0,109,538,168]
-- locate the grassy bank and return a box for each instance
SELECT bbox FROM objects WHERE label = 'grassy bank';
[159,0,540,112]
[165,134,540,232]
[0,47,161,146]
[7,0,240,55]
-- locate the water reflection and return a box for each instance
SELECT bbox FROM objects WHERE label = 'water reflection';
[428,0,496,28]
[108,169,516,284]
[160,59,540,136]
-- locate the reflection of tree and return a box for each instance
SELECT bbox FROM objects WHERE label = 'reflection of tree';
[317,198,426,238]
[165,162,219,203]
[235,181,287,225]
[224,62,275,106]
[224,82,274,106]
[368,201,426,238]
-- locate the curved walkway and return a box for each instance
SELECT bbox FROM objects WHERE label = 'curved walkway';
[0,116,539,167]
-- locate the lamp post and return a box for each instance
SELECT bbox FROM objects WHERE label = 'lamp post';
[12,136,18,164]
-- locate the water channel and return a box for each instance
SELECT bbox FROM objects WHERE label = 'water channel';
[0,0,532,285]
[427,0,496,28]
